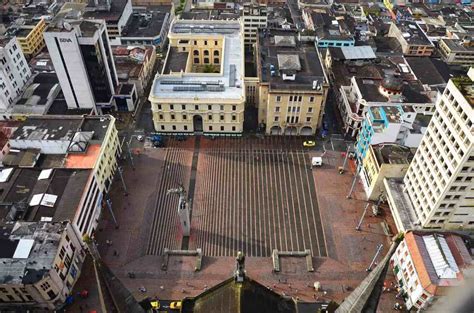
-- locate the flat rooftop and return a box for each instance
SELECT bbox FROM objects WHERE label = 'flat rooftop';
[10,115,113,143]
[442,39,474,53]
[151,20,244,101]
[122,6,171,38]
[372,144,414,166]
[258,29,325,91]
[394,21,433,46]
[83,0,129,22]
[355,78,431,104]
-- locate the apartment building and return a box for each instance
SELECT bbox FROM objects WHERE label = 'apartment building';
[438,38,474,67]
[360,144,414,201]
[403,69,474,230]
[149,20,246,135]
[0,37,32,109]
[339,75,434,138]
[388,21,434,57]
[44,19,119,113]
[11,18,47,58]
[242,2,268,46]
[391,231,472,311]
[256,29,328,135]
[355,105,430,164]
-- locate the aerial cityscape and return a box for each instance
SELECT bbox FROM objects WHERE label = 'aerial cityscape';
[0,0,473,311]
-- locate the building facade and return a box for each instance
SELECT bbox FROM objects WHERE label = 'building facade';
[403,69,474,230]
[355,105,429,164]
[149,20,246,135]
[388,21,434,57]
[0,37,31,109]
[242,2,268,46]
[438,39,474,67]
[391,231,472,311]
[44,20,119,113]
[360,144,413,201]
[15,18,47,58]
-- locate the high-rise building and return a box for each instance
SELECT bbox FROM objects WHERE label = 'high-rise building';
[0,37,31,109]
[403,68,474,230]
[44,19,118,113]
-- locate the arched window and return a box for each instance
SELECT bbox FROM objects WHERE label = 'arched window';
[204,58,210,64]
[193,50,199,56]
[194,58,199,63]
[204,50,209,56]
[214,50,219,56]
[214,58,219,64]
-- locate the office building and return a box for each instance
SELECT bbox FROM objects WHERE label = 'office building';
[256,29,328,135]
[402,69,474,230]
[0,37,31,109]
[242,2,267,46]
[388,21,434,57]
[391,231,472,311]
[438,38,474,67]
[149,20,245,135]
[44,19,119,113]
[7,17,47,58]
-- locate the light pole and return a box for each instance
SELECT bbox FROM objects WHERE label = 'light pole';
[356,202,370,231]
[346,164,361,199]
[366,244,383,272]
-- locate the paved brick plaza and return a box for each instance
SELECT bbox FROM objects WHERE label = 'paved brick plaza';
[144,136,326,257]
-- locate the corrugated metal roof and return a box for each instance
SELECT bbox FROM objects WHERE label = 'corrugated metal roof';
[340,46,376,60]
[422,234,459,279]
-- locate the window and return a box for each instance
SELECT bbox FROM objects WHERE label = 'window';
[309,96,315,102]
[220,105,224,111]
[159,114,164,120]
[171,114,175,120]
[209,126,213,131]
[183,115,187,120]
[276,96,281,102]
[170,104,174,110]
[275,107,280,112]
[204,58,209,64]
[208,115,213,121]
[220,126,224,131]
[308,107,313,113]
[195,105,199,110]
[161,125,165,130]
[182,104,186,110]
[214,41,218,45]
[232,105,236,111]
[194,41,197,45]
[214,58,220,64]
[172,125,176,130]
[220,115,224,121]
[232,115,236,121]
[214,50,219,56]
[204,50,209,56]
[194,58,199,63]
[274,116,279,122]
[306,117,311,122]
[193,50,199,56]
[232,126,236,131]
[208,105,212,110]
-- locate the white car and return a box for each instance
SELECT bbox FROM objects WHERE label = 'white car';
[311,157,323,167]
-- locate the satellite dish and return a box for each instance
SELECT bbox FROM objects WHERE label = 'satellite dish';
[63,22,72,31]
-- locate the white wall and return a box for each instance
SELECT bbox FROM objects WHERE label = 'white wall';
[44,31,95,109]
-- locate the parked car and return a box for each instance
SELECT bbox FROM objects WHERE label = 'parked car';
[303,140,316,147]
[170,301,182,310]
